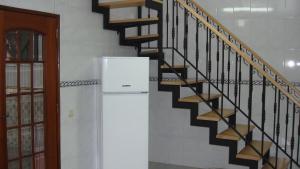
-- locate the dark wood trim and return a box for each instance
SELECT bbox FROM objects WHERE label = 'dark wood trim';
[44,15,60,169]
[38,14,60,169]
[0,10,7,169]
[0,5,59,18]
[56,15,61,169]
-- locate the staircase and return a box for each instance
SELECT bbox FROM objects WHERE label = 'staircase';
[92,0,300,169]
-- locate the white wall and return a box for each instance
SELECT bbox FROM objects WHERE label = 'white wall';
[0,0,136,169]
[196,0,300,82]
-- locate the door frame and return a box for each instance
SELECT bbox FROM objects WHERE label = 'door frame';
[0,5,60,169]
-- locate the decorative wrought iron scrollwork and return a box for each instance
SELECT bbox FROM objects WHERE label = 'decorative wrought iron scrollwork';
[211,33,216,39]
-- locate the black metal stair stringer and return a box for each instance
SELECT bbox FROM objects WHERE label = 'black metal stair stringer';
[157,60,261,169]
[92,0,162,47]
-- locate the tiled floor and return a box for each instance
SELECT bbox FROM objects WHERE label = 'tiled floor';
[149,162,223,169]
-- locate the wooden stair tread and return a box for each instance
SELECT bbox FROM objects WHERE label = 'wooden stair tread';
[262,157,290,169]
[110,17,159,24]
[216,124,255,141]
[160,79,206,86]
[236,140,272,161]
[197,109,234,121]
[160,64,188,69]
[178,94,222,103]
[98,0,145,8]
[140,49,159,54]
[126,34,159,40]
[153,0,163,4]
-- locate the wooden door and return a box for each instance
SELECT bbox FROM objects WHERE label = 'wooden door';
[0,6,60,169]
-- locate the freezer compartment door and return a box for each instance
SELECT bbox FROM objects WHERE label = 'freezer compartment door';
[102,57,149,93]
[101,93,149,169]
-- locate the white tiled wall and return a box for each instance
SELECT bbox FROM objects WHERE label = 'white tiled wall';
[0,0,136,169]
[196,0,300,82]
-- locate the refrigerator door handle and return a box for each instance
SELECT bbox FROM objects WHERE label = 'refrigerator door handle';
[122,84,132,87]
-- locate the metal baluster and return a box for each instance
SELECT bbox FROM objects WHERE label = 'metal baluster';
[297,106,300,162]
[238,45,242,107]
[186,7,188,68]
[234,50,238,122]
[137,7,142,53]
[176,1,179,49]
[171,0,175,66]
[195,12,199,82]
[205,17,209,77]
[227,36,231,96]
[216,26,220,88]
[275,90,281,169]
[261,66,266,157]
[247,54,253,143]
[273,75,278,140]
[157,0,162,54]
[290,103,296,169]
[183,3,188,69]
[148,8,150,48]
[166,0,169,47]
[285,86,290,151]
[208,29,212,99]
[221,41,225,117]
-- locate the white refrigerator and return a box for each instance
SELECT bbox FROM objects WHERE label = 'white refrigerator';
[98,57,149,169]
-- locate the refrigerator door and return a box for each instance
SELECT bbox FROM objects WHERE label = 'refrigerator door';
[102,57,149,93]
[101,93,149,169]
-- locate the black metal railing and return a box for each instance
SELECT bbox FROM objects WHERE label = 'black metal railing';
[158,0,300,168]
[182,0,300,104]
[136,0,299,168]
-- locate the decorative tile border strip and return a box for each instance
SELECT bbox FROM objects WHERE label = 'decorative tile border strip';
[60,78,300,111]
[150,77,300,86]
[60,78,300,87]
[60,79,99,88]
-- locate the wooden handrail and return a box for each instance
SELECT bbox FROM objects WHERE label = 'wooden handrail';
[187,0,300,99]
[176,0,300,107]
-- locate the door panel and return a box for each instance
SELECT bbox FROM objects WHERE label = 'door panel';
[102,57,149,93]
[102,94,149,169]
[0,6,60,169]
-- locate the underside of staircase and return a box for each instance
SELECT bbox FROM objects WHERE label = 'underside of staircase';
[92,0,299,169]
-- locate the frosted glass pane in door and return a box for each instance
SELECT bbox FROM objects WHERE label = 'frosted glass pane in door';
[35,153,45,169]
[5,31,17,61]
[21,95,31,125]
[6,97,18,128]
[34,124,44,152]
[21,127,32,156]
[8,160,19,169]
[20,64,31,92]
[33,33,43,61]
[7,129,19,160]
[34,94,44,122]
[33,63,43,91]
[6,64,17,94]
[22,157,33,169]
[19,31,32,61]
